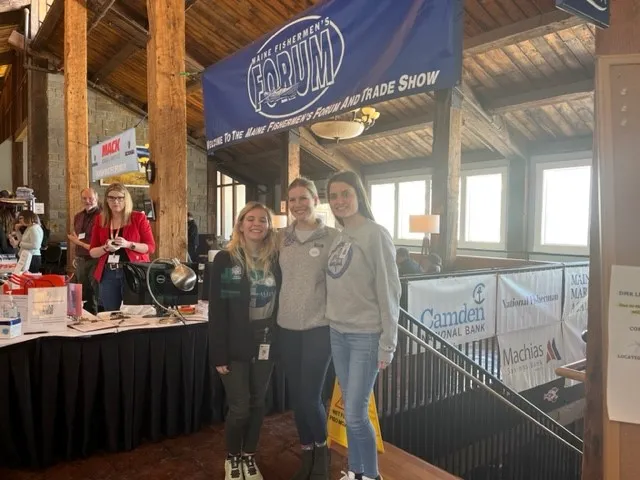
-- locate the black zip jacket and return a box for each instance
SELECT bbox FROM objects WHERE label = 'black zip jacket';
[208,250,281,367]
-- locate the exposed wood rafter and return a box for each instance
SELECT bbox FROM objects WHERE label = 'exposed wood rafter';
[87,0,116,34]
[463,9,586,57]
[528,134,593,156]
[485,78,594,114]
[185,0,201,12]
[299,127,359,172]
[30,0,63,49]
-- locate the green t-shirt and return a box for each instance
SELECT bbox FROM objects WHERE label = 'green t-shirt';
[249,267,276,321]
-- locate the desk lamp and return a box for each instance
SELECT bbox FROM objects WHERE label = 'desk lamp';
[272,215,288,230]
[409,214,440,255]
[146,258,197,323]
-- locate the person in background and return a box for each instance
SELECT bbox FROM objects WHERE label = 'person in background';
[395,247,423,276]
[68,188,102,314]
[209,201,281,480]
[89,183,155,311]
[0,207,16,255]
[0,190,10,198]
[188,211,199,262]
[325,171,401,480]
[9,210,44,273]
[278,177,337,480]
[424,253,442,274]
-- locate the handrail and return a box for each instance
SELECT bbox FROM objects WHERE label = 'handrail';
[398,323,583,455]
[556,359,587,383]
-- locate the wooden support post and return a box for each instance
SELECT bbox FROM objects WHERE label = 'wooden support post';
[280,129,300,215]
[505,157,528,258]
[146,0,187,259]
[584,2,640,479]
[64,0,88,263]
[27,61,48,221]
[430,89,462,269]
[11,139,23,191]
[207,157,217,236]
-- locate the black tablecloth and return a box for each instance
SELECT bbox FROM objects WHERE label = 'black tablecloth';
[0,324,289,468]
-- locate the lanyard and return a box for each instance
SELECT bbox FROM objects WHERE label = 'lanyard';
[109,222,121,240]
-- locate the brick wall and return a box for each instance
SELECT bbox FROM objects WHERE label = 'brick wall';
[45,74,208,239]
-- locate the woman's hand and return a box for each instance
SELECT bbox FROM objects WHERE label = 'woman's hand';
[378,361,389,370]
[216,365,230,375]
[104,241,119,253]
[112,236,131,248]
[8,234,18,248]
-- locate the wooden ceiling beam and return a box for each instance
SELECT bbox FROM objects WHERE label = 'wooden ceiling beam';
[0,0,30,14]
[30,0,63,50]
[87,0,116,34]
[361,150,504,176]
[485,78,594,114]
[528,134,593,156]
[456,82,528,160]
[319,113,435,148]
[299,127,359,172]
[90,42,137,83]
[185,0,201,12]
[0,8,22,25]
[463,9,586,57]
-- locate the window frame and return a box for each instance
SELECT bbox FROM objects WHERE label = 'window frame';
[458,162,508,251]
[533,157,591,255]
[367,170,433,246]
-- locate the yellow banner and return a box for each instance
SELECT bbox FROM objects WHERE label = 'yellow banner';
[326,378,385,453]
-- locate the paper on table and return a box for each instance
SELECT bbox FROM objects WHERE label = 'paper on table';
[607,265,640,424]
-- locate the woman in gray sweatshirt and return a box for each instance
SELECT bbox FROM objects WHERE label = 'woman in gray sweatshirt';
[9,210,44,273]
[325,171,401,480]
[277,177,338,480]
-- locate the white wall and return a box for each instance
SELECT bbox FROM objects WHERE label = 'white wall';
[0,139,11,191]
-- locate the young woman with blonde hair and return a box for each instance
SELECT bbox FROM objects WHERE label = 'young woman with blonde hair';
[278,177,338,480]
[209,201,282,480]
[89,183,155,311]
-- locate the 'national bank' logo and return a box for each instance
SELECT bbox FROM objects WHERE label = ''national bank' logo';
[247,15,345,119]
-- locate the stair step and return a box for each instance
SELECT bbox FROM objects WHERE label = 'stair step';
[330,442,461,480]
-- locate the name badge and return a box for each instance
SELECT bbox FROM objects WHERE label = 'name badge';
[78,233,86,240]
[258,344,271,361]
[108,254,119,264]
[309,247,320,258]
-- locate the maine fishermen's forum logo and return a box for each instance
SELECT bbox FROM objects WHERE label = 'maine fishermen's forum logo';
[585,0,607,11]
[247,15,345,119]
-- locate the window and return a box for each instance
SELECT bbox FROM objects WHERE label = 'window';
[534,159,591,254]
[369,175,431,244]
[458,165,507,250]
[216,172,248,240]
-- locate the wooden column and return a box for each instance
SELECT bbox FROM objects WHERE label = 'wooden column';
[585,1,640,479]
[26,62,48,219]
[146,0,187,259]
[430,88,462,269]
[280,128,300,215]
[11,139,23,191]
[207,157,217,236]
[505,157,528,258]
[64,0,88,263]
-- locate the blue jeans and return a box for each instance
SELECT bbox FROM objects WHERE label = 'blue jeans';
[100,267,124,311]
[330,328,380,478]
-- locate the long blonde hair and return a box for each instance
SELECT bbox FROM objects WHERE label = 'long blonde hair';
[226,201,278,276]
[101,183,134,227]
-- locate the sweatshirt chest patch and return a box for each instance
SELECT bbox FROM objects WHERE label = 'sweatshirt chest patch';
[327,241,353,279]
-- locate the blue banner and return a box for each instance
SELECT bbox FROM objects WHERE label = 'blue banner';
[202,0,463,152]
[556,0,609,29]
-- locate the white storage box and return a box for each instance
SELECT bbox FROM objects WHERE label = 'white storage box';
[0,317,21,338]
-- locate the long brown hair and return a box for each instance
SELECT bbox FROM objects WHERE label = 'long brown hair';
[101,183,134,227]
[326,170,375,226]
[226,201,278,276]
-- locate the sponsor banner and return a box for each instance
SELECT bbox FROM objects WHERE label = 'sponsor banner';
[497,269,563,335]
[202,0,463,151]
[607,265,640,424]
[90,128,138,182]
[563,265,589,362]
[556,0,609,29]
[498,322,566,392]
[407,274,497,345]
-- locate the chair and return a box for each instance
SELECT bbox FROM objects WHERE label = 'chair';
[41,244,64,274]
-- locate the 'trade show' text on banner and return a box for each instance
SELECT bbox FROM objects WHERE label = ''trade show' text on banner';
[498,322,566,392]
[563,265,589,362]
[90,128,139,182]
[407,274,497,345]
[497,269,563,335]
[202,0,463,151]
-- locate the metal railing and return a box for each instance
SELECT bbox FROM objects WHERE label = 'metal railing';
[376,309,583,480]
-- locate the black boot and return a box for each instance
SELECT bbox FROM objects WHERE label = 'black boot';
[309,445,330,479]
[291,448,314,480]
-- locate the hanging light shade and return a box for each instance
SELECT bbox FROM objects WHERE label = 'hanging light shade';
[310,120,365,140]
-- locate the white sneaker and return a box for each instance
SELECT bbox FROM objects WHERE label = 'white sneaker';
[339,472,356,480]
[225,455,243,480]
[242,454,263,480]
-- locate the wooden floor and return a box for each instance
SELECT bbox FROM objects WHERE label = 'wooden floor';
[0,413,458,480]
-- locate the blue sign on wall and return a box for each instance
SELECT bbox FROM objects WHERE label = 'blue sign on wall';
[202,0,463,152]
[556,0,609,29]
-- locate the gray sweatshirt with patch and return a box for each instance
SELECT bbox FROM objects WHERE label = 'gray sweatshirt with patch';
[325,219,401,364]
[277,219,338,331]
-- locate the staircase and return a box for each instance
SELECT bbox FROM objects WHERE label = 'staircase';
[374,308,583,480]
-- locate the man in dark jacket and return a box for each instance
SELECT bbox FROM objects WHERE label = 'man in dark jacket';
[396,247,423,276]
[187,212,199,262]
